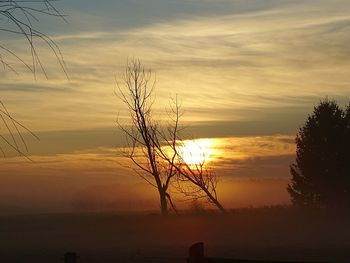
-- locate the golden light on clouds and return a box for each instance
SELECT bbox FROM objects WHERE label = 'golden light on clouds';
[0,134,295,212]
[0,135,295,211]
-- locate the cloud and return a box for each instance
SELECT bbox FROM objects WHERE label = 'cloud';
[3,0,350,132]
[0,140,293,213]
[1,134,296,178]
[0,83,72,93]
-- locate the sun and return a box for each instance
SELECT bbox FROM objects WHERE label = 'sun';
[177,139,215,165]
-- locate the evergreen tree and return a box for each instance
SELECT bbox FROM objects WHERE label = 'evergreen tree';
[287,99,348,207]
[343,104,350,201]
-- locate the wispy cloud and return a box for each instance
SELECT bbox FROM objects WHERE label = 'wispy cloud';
[0,83,72,93]
[2,0,350,132]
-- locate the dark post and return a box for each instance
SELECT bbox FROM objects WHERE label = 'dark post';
[64,252,79,263]
[188,242,205,263]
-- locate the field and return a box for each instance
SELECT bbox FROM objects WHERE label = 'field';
[1,208,349,263]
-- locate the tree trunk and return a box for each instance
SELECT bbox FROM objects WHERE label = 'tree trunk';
[204,188,226,213]
[159,189,168,216]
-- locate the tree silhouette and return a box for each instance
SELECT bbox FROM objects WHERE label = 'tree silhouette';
[116,59,178,215]
[117,59,225,214]
[343,103,350,201]
[287,99,349,207]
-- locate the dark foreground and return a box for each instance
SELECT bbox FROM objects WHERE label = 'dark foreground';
[0,208,350,263]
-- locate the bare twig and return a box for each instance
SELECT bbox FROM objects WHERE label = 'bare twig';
[0,100,39,160]
[0,0,68,77]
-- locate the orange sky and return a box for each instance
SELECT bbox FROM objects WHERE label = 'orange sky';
[0,134,294,213]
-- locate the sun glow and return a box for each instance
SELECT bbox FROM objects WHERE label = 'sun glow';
[177,139,216,165]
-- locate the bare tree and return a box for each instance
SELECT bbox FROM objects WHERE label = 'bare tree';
[116,59,178,215]
[0,0,67,77]
[117,59,226,214]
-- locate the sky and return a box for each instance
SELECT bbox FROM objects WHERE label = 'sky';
[1,0,350,214]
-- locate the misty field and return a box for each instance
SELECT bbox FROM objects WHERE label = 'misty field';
[1,208,350,263]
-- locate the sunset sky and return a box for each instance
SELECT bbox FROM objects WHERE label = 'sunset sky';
[1,0,350,214]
